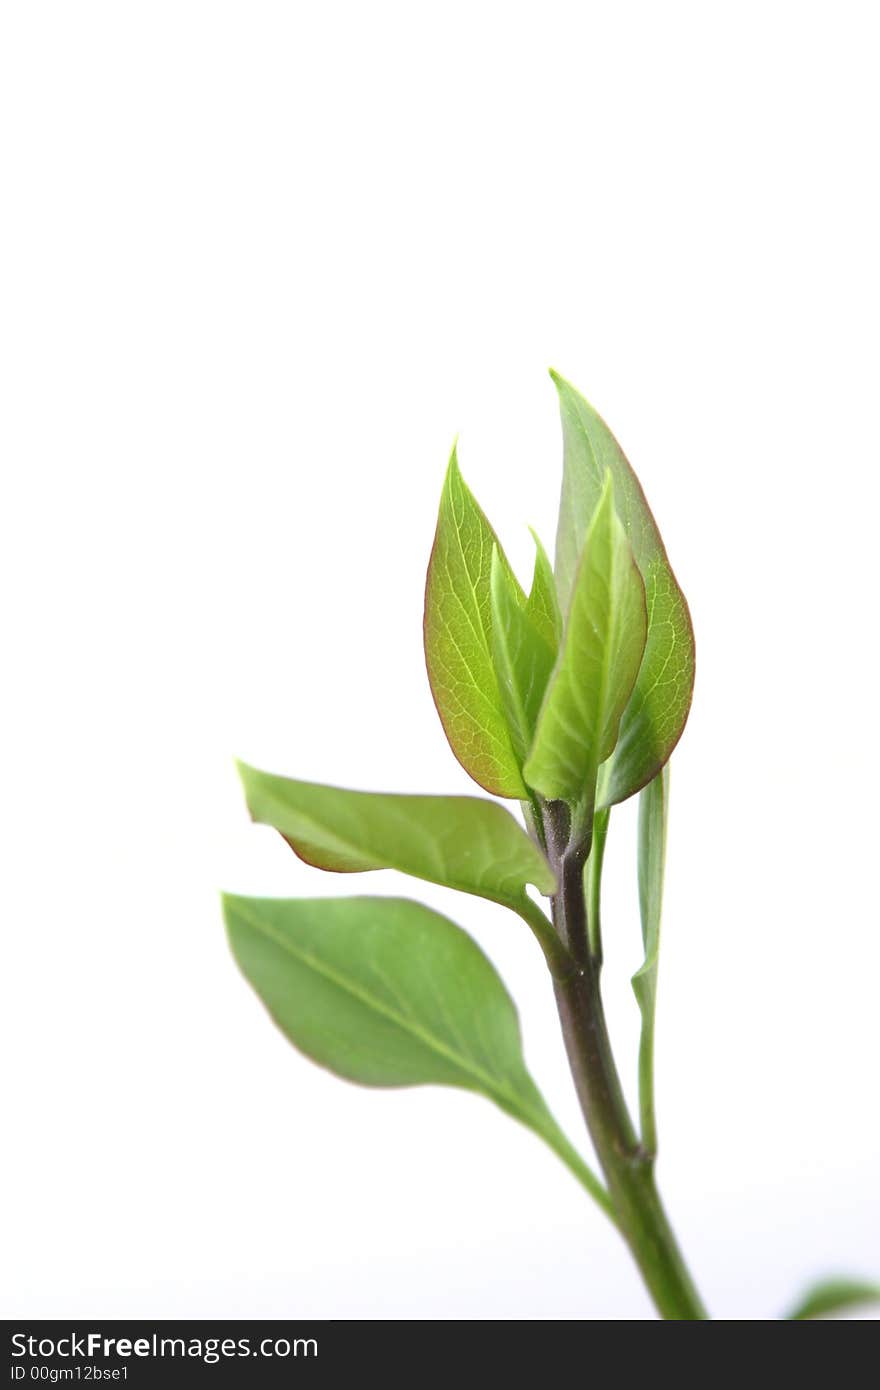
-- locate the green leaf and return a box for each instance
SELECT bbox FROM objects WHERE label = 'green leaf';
[424,445,527,798]
[525,528,563,650]
[237,760,556,911]
[784,1278,880,1320]
[523,474,647,806]
[489,545,557,767]
[632,765,669,1157]
[551,371,695,808]
[223,893,614,1219]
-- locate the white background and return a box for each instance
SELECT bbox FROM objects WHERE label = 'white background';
[2,3,878,1320]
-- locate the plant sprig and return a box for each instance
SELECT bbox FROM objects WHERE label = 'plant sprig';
[223,372,878,1321]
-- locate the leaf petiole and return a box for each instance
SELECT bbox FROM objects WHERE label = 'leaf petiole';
[634,767,669,1158]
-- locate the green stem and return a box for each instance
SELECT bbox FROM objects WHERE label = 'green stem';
[635,767,669,1158]
[636,1005,658,1159]
[586,805,610,961]
[544,805,707,1320]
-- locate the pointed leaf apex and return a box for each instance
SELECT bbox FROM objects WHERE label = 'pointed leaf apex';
[552,375,695,805]
[550,369,603,419]
[526,525,554,568]
[524,527,563,649]
[425,443,528,798]
[445,438,461,478]
[235,758,255,802]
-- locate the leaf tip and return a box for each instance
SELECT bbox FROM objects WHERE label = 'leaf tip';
[549,369,605,424]
[548,366,580,401]
[784,1276,880,1320]
[234,756,255,795]
[234,758,266,824]
[219,890,239,932]
[445,436,461,478]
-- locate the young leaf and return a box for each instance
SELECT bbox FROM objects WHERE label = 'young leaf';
[525,528,563,650]
[223,893,614,1219]
[632,765,669,1157]
[489,546,556,767]
[551,371,695,808]
[784,1278,880,1320]
[424,445,527,798]
[237,760,556,910]
[523,474,647,806]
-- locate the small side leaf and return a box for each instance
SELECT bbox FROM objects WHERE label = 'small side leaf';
[237,761,556,911]
[489,546,556,767]
[424,446,527,798]
[525,528,563,650]
[524,474,647,805]
[784,1278,880,1320]
[632,765,669,1157]
[223,893,613,1218]
[551,371,695,808]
